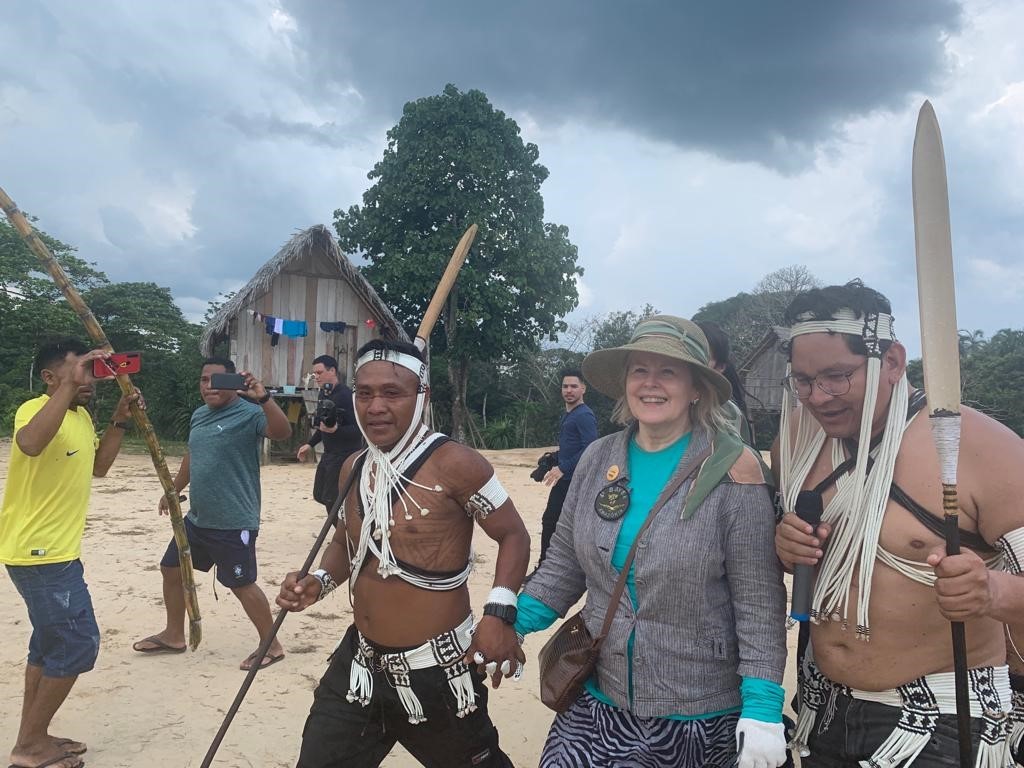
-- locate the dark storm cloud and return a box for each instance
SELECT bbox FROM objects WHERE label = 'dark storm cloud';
[283,0,963,170]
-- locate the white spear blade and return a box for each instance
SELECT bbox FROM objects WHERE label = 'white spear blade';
[913,100,962,418]
[913,100,962,487]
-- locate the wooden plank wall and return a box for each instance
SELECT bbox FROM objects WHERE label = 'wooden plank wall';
[228,249,385,387]
[744,348,788,412]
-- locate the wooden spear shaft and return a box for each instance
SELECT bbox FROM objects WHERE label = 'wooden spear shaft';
[415,224,477,350]
[0,185,202,650]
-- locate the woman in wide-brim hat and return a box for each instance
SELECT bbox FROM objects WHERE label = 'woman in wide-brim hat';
[514,315,790,768]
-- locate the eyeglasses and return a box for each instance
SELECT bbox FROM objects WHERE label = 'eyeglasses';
[783,360,868,399]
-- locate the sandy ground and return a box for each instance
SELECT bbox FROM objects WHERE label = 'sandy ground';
[0,439,799,767]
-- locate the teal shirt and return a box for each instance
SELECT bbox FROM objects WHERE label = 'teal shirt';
[617,432,691,607]
[187,398,267,531]
[517,430,783,723]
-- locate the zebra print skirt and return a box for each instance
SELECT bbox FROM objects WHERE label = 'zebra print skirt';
[540,691,739,767]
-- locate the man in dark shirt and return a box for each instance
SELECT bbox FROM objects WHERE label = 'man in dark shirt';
[297,355,362,520]
[539,368,598,562]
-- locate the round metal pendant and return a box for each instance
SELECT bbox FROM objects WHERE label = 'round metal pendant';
[595,481,630,520]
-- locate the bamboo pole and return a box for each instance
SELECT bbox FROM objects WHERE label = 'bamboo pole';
[0,185,202,650]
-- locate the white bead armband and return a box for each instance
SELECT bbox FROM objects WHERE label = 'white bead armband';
[464,473,510,521]
[996,526,1024,575]
[486,586,518,608]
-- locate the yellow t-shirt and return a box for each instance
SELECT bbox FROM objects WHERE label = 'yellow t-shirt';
[0,395,97,565]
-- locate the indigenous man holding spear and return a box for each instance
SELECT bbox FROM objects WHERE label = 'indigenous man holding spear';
[774,103,1024,768]
[274,225,531,768]
[774,278,1024,766]
[1,339,142,768]
[276,337,530,767]
[774,105,1023,768]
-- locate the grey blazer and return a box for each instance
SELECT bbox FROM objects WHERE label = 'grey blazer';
[524,425,787,718]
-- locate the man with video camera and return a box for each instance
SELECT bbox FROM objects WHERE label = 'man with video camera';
[296,355,362,521]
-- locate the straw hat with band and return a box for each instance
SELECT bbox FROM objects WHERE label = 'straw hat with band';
[582,316,732,404]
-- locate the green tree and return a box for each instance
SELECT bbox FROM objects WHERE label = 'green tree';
[83,282,205,440]
[904,328,1022,437]
[1,218,203,439]
[0,218,108,429]
[335,84,582,441]
[962,329,1024,435]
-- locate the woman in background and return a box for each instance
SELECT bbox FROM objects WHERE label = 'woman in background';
[696,321,755,445]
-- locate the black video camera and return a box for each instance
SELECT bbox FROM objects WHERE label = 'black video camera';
[312,385,338,429]
[530,451,559,482]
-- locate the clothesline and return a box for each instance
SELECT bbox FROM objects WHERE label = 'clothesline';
[246,310,358,347]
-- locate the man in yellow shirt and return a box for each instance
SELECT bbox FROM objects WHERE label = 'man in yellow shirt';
[1,338,140,768]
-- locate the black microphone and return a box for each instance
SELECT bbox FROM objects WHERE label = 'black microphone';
[790,490,824,622]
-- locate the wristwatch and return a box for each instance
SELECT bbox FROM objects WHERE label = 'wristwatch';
[110,421,131,430]
[483,602,518,626]
[256,392,272,405]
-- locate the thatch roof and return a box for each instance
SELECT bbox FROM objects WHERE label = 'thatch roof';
[200,224,408,355]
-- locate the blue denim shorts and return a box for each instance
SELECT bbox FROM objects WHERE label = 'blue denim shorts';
[6,559,101,678]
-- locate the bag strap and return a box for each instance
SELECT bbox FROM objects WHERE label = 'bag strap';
[596,443,713,641]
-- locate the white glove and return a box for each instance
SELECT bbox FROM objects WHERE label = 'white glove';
[735,718,786,768]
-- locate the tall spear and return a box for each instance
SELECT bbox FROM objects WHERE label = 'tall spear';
[0,185,202,650]
[912,101,971,766]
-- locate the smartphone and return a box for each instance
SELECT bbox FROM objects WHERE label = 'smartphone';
[93,352,141,379]
[209,372,247,390]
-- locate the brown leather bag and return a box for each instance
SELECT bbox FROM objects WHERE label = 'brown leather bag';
[537,446,711,712]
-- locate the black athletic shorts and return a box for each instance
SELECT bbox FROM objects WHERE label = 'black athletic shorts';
[160,516,258,588]
[297,624,513,768]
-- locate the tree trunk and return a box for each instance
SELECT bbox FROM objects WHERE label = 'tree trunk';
[448,356,470,443]
[443,287,469,442]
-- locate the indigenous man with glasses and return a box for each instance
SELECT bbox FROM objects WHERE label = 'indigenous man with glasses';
[276,338,530,768]
[773,280,1024,767]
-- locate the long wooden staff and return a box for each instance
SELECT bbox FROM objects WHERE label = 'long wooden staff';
[0,185,203,650]
[912,100,972,766]
[199,223,477,767]
[415,223,477,350]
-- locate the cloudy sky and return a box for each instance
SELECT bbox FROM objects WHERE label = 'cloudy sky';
[2,0,1022,357]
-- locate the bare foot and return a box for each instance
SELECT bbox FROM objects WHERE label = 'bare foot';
[9,738,84,768]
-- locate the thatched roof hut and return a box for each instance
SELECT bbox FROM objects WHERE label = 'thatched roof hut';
[200,225,407,387]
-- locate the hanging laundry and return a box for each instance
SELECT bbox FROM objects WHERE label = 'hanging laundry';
[264,315,280,346]
[273,317,284,334]
[282,319,308,338]
[319,321,348,333]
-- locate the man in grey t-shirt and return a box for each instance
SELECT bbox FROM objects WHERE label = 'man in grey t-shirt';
[133,358,292,670]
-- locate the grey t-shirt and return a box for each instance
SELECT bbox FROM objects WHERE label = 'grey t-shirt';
[187,398,268,531]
